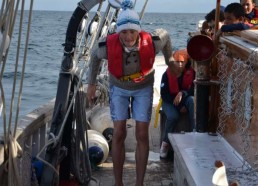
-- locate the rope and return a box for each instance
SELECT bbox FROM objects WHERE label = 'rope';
[139,0,149,20]
[71,81,92,184]
[0,0,34,185]
[38,1,114,179]
[7,134,22,186]
[13,0,34,136]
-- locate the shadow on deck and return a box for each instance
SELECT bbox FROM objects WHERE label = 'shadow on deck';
[91,109,174,186]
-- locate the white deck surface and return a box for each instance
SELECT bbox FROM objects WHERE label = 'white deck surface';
[169,132,258,186]
[153,55,167,106]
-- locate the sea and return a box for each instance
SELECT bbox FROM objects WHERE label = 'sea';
[3,11,205,126]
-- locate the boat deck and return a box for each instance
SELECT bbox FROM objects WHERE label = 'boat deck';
[91,110,174,186]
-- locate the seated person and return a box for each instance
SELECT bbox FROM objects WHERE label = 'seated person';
[240,0,258,25]
[159,49,195,158]
[204,7,225,38]
[221,2,252,32]
[200,20,210,36]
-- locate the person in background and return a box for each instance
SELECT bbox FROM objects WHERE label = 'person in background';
[221,2,252,32]
[159,49,195,159]
[200,20,210,36]
[86,0,174,185]
[204,7,225,38]
[240,0,258,25]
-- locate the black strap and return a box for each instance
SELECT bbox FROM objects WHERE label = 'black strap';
[99,41,107,47]
[152,35,160,41]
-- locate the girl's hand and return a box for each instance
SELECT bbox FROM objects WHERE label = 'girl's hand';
[173,92,182,106]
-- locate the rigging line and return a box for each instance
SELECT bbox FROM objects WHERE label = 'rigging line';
[39,55,92,156]
[13,0,34,137]
[0,0,15,142]
[36,140,59,175]
[75,13,89,61]
[0,0,9,29]
[0,81,7,152]
[37,0,110,170]
[0,0,19,79]
[0,0,11,150]
[7,0,25,136]
[36,55,92,174]
[56,55,91,141]
[139,0,148,20]
[95,3,111,43]
[9,0,21,37]
[133,0,137,8]
[3,1,26,185]
[7,133,22,186]
[39,1,106,151]
[75,1,103,63]
[2,0,21,61]
[0,0,12,67]
[0,0,5,22]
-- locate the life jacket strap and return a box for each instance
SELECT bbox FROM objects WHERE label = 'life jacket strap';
[120,72,143,81]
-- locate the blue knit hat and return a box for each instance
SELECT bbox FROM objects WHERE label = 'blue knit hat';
[116,0,141,33]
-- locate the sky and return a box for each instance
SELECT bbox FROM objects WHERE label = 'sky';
[29,0,238,13]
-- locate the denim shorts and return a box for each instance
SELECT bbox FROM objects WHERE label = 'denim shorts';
[109,85,153,122]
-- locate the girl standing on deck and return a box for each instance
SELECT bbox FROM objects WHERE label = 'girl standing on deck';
[86,0,174,185]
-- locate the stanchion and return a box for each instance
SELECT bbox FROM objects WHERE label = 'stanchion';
[187,35,215,132]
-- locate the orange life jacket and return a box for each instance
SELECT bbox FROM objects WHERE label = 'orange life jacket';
[166,67,195,94]
[250,8,258,25]
[106,31,155,78]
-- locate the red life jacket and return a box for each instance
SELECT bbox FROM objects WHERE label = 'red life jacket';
[106,31,155,78]
[166,67,195,94]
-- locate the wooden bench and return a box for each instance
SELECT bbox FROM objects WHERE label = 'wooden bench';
[168,133,257,186]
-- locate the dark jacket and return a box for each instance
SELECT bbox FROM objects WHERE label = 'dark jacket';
[221,23,252,32]
[160,62,195,105]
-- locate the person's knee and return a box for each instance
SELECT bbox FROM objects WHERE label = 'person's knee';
[113,124,127,141]
[114,131,126,143]
[185,96,194,109]
[135,127,149,143]
[166,113,179,121]
[186,96,194,104]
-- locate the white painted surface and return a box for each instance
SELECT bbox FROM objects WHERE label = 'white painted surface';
[169,133,257,186]
[153,55,167,106]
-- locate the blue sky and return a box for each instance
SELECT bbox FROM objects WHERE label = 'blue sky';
[30,0,237,13]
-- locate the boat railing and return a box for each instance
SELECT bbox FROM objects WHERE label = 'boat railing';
[15,100,55,185]
[217,32,258,171]
[1,93,102,185]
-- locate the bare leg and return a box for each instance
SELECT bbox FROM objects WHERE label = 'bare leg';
[112,120,127,186]
[135,121,149,186]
